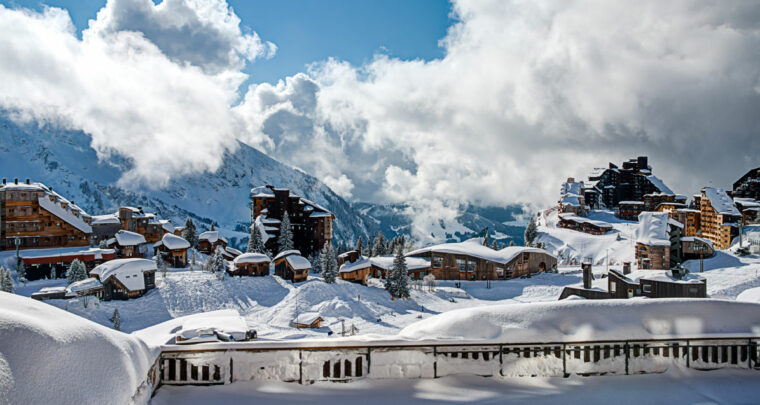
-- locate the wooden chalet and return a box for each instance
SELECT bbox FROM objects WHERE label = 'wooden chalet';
[222,246,242,261]
[251,185,335,258]
[680,236,715,261]
[697,187,742,250]
[107,230,147,258]
[292,313,323,329]
[117,206,174,244]
[558,178,588,216]
[198,231,228,255]
[30,286,67,301]
[672,208,701,236]
[338,256,372,284]
[230,252,271,277]
[617,201,645,221]
[585,156,675,210]
[18,246,116,281]
[89,258,157,301]
[338,250,433,284]
[731,167,760,201]
[0,178,92,251]
[89,214,122,246]
[559,265,706,300]
[733,198,760,226]
[154,233,190,268]
[557,213,612,235]
[273,250,310,283]
[65,277,104,299]
[634,212,682,270]
[406,238,557,281]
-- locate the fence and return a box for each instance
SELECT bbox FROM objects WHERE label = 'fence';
[152,336,760,389]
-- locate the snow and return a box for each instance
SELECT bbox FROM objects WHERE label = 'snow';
[274,250,301,261]
[339,256,371,273]
[4,246,115,262]
[0,293,154,404]
[286,255,311,271]
[233,253,271,265]
[66,277,103,296]
[155,233,190,250]
[370,256,431,271]
[399,299,760,342]
[114,230,147,246]
[558,213,611,229]
[703,187,741,216]
[226,246,243,257]
[151,368,760,405]
[646,175,674,195]
[199,230,227,244]
[635,212,671,246]
[37,194,92,233]
[407,238,553,264]
[680,236,713,248]
[737,286,760,303]
[91,213,120,225]
[309,211,333,218]
[621,270,704,285]
[90,258,156,292]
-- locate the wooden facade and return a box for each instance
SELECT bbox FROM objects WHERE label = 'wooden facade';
[19,247,116,281]
[636,242,669,270]
[274,252,310,283]
[230,253,271,277]
[732,167,760,200]
[560,269,706,300]
[154,246,188,268]
[617,201,645,221]
[118,207,172,244]
[698,188,741,250]
[557,213,612,235]
[251,185,335,258]
[0,179,92,251]
[198,231,227,255]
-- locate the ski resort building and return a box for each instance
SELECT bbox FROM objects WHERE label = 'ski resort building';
[0,178,92,251]
[89,258,157,300]
[731,167,760,201]
[584,156,674,211]
[697,187,742,250]
[337,251,432,284]
[117,206,174,244]
[672,208,701,236]
[559,266,706,300]
[251,185,335,257]
[107,230,147,258]
[153,233,190,268]
[230,253,271,277]
[198,231,227,255]
[734,198,760,226]
[18,246,116,280]
[406,238,557,281]
[89,214,122,246]
[635,212,683,270]
[558,178,588,215]
[557,213,612,235]
[273,250,310,283]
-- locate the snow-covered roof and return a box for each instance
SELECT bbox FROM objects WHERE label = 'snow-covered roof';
[680,236,714,248]
[734,198,760,208]
[558,213,612,228]
[300,197,331,215]
[668,218,684,228]
[274,249,301,261]
[154,233,190,250]
[113,230,146,246]
[285,254,311,271]
[226,246,243,257]
[560,194,582,207]
[35,286,67,295]
[646,175,674,195]
[91,214,120,225]
[619,200,645,205]
[233,252,271,265]
[407,238,555,264]
[175,310,249,342]
[703,187,741,216]
[618,270,704,285]
[37,195,92,233]
[339,256,372,273]
[310,211,333,218]
[294,312,322,325]
[635,212,671,246]
[18,246,115,260]
[251,186,275,197]
[89,258,156,291]
[66,277,103,296]
[370,256,432,271]
[199,230,227,244]
[560,180,584,196]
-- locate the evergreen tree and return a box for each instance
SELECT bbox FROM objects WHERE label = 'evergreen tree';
[385,246,410,298]
[208,246,227,275]
[509,240,515,247]
[308,252,321,273]
[111,308,121,331]
[156,252,168,278]
[247,223,266,254]
[321,243,338,283]
[16,261,26,283]
[6,269,14,293]
[50,264,57,279]
[183,218,198,249]
[491,240,498,249]
[524,215,538,247]
[354,236,364,253]
[0,268,10,293]
[98,239,108,249]
[372,232,387,257]
[210,222,216,231]
[67,259,87,285]
[277,211,294,253]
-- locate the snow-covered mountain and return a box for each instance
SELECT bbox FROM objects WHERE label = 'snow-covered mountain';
[0,114,381,248]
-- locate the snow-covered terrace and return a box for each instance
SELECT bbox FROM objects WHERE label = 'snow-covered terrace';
[407,238,554,265]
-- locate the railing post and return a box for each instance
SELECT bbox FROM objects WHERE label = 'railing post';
[367,347,372,377]
[499,344,504,377]
[749,339,753,370]
[229,357,233,384]
[299,350,303,384]
[686,340,690,368]
[562,344,568,377]
[433,346,438,378]
[624,342,630,375]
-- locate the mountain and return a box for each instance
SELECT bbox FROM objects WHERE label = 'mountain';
[0,114,381,249]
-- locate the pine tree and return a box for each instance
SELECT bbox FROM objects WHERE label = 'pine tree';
[50,264,57,279]
[277,211,294,254]
[98,239,108,249]
[0,268,10,293]
[308,251,322,273]
[247,223,266,254]
[210,222,216,231]
[321,243,338,283]
[524,215,538,247]
[111,308,121,331]
[16,261,26,283]
[183,218,198,249]
[509,240,515,247]
[156,252,168,278]
[354,236,364,254]
[372,232,387,257]
[67,259,87,285]
[386,246,410,298]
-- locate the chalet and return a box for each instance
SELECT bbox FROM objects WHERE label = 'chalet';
[731,167,760,200]
[406,238,557,281]
[89,214,122,246]
[557,213,612,235]
[65,277,104,299]
[558,178,588,216]
[585,156,674,210]
[30,286,67,301]
[559,266,706,300]
[292,313,323,329]
[617,201,645,221]
[273,250,310,283]
[733,198,760,226]
[198,230,227,255]
[680,236,715,261]
[634,212,682,270]
[89,258,157,301]
[642,193,685,212]
[222,246,242,261]
[0,178,92,251]
[338,256,372,284]
[230,252,271,277]
[251,185,335,257]
[153,233,190,268]
[698,187,741,250]
[107,230,147,258]
[338,253,433,285]
[18,246,116,280]
[117,206,174,244]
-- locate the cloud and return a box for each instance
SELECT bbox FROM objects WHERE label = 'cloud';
[0,1,270,187]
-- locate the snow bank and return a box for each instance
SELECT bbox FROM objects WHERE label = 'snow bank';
[737,287,760,303]
[399,299,760,343]
[133,309,248,348]
[0,293,154,404]
[286,255,311,270]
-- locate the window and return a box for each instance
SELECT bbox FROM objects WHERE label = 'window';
[467,261,476,272]
[456,258,467,272]
[642,284,651,293]
[495,267,504,278]
[432,256,443,268]
[610,281,616,293]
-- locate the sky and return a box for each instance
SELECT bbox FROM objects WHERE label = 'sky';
[0,0,759,237]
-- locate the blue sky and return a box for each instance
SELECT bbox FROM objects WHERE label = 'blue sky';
[3,0,453,84]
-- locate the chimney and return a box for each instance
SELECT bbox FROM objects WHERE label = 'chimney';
[2,178,5,185]
[14,178,18,184]
[637,156,648,170]
[25,178,30,185]
[623,262,631,275]
[582,263,593,289]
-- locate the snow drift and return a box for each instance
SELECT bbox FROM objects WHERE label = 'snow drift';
[399,299,760,343]
[0,293,155,404]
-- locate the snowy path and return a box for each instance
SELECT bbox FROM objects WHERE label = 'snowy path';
[151,367,760,405]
